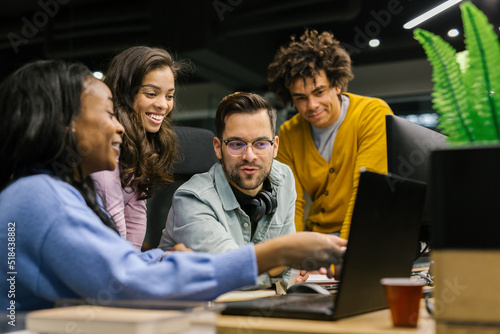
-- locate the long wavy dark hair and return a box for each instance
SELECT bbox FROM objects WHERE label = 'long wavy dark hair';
[0,60,119,233]
[268,29,354,105]
[104,46,187,200]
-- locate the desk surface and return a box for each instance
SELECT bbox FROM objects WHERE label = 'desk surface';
[216,300,434,334]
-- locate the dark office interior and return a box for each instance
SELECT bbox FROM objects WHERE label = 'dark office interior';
[1,0,499,129]
[2,2,500,332]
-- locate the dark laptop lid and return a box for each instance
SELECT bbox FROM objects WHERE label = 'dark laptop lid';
[333,170,426,319]
[222,170,426,321]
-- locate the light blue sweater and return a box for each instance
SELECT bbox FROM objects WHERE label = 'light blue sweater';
[0,174,257,311]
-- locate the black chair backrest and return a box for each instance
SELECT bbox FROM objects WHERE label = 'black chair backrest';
[143,126,218,250]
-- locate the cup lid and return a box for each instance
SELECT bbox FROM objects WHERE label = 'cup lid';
[380,277,426,286]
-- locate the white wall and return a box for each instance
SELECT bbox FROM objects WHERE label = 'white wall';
[172,58,435,123]
[349,58,433,98]
[172,81,232,121]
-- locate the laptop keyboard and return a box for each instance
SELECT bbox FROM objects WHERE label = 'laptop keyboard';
[227,294,336,316]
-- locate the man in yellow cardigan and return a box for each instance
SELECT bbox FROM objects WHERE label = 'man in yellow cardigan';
[268,30,394,239]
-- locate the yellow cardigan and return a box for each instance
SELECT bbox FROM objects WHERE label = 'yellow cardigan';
[276,93,393,239]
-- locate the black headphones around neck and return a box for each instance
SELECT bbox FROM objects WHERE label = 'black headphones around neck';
[241,185,277,223]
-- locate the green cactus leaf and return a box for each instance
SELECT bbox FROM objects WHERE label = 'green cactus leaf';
[413,1,500,145]
[414,28,472,143]
[461,1,500,141]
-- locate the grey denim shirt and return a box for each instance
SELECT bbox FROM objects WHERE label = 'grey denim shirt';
[159,160,296,288]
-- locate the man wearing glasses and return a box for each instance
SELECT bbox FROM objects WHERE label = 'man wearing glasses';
[159,92,296,288]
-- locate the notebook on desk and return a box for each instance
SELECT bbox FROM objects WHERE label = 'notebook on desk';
[221,170,426,321]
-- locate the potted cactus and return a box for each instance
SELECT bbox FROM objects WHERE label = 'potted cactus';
[413,0,500,246]
[414,1,500,144]
[415,3,500,330]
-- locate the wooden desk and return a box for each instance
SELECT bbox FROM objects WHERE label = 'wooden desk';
[216,300,434,334]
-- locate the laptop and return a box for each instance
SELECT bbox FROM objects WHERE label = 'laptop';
[221,170,426,321]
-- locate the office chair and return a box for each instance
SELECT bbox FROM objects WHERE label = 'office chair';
[142,126,218,250]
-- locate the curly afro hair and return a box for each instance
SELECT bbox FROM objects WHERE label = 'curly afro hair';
[267,29,354,105]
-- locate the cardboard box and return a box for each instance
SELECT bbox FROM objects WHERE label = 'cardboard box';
[432,250,500,332]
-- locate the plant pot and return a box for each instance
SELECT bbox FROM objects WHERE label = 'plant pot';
[430,144,500,249]
[430,145,500,332]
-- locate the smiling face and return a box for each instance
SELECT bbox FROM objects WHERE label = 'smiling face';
[133,66,175,133]
[213,109,279,197]
[73,78,124,179]
[289,70,342,129]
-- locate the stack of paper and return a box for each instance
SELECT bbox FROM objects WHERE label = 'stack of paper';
[26,305,190,334]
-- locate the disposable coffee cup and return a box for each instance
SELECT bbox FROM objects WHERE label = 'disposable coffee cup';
[380,277,425,327]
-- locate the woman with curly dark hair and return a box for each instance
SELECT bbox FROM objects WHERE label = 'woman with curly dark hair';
[92,46,186,248]
[268,30,394,239]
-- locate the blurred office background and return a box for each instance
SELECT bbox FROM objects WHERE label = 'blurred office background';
[1,0,499,131]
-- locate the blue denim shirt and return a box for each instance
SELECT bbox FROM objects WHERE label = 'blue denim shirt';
[159,160,296,288]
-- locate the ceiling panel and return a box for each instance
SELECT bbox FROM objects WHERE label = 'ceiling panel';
[1,0,498,91]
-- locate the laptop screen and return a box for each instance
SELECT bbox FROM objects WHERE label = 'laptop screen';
[222,171,426,321]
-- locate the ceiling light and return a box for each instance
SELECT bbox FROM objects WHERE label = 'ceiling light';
[93,71,104,80]
[369,39,380,47]
[448,28,460,37]
[403,0,464,29]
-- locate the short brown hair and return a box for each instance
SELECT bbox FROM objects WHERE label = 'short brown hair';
[267,29,354,104]
[215,92,277,138]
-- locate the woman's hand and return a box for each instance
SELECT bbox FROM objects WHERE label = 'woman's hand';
[169,243,192,252]
[161,243,193,260]
[294,270,308,283]
[255,232,347,275]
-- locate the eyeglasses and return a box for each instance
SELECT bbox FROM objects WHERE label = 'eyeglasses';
[221,139,275,156]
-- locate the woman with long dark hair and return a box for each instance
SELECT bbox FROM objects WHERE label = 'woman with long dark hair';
[91,46,184,248]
